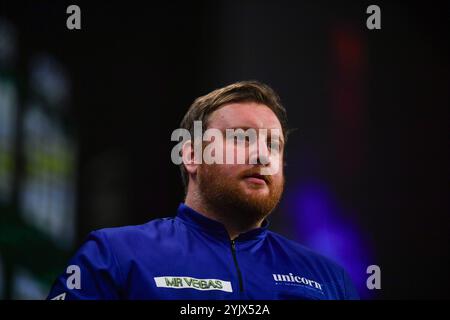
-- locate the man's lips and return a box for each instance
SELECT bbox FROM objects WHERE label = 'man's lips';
[243,173,269,185]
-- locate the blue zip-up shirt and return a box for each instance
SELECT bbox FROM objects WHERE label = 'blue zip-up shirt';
[47,203,359,300]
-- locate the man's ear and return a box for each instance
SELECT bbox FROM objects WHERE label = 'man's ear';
[182,140,199,176]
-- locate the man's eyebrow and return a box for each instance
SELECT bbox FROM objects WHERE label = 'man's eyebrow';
[221,127,285,145]
[218,126,256,134]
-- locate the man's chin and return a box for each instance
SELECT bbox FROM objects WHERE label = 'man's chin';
[197,169,283,221]
[242,187,270,199]
[237,183,273,206]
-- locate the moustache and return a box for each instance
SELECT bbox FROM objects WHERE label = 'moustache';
[240,167,273,185]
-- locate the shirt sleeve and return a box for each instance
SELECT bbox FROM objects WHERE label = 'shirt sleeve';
[46,230,123,300]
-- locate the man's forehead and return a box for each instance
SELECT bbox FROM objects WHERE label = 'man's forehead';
[207,102,282,130]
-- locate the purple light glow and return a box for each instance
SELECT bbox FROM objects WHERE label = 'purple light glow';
[284,182,375,299]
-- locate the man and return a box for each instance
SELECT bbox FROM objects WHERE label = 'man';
[47,81,359,300]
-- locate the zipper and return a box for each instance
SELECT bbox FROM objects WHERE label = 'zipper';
[230,239,244,292]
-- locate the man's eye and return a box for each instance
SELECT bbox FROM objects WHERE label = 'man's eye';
[269,141,281,152]
[235,134,248,143]
[271,145,280,152]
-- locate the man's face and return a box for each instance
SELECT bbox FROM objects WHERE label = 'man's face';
[197,102,285,222]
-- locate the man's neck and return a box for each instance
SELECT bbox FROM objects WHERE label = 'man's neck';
[185,191,263,240]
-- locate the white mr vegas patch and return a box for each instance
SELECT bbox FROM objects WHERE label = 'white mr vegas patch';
[154,276,233,292]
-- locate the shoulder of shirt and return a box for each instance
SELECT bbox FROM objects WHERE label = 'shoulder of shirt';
[265,230,345,273]
[88,216,177,243]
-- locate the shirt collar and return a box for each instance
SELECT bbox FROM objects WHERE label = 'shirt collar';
[175,203,270,242]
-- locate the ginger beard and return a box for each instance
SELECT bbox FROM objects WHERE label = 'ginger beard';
[197,162,284,227]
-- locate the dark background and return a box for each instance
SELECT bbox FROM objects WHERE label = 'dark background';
[0,0,449,299]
